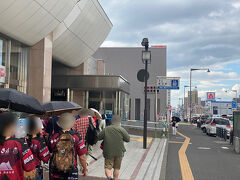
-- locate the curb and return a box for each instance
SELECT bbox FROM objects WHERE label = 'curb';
[159,139,169,180]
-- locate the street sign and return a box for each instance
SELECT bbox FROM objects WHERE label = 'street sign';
[137,69,149,82]
[206,92,215,101]
[157,76,180,89]
[232,101,237,109]
[0,65,6,83]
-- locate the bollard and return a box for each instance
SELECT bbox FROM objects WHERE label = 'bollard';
[224,129,227,141]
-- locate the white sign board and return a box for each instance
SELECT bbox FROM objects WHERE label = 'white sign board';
[0,65,6,83]
[157,77,180,90]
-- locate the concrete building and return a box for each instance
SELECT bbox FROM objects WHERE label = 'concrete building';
[0,0,112,103]
[205,101,233,116]
[93,47,167,121]
[187,90,199,108]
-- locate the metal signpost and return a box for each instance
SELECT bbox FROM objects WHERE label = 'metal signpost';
[154,76,180,136]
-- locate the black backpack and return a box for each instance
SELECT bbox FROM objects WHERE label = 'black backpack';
[85,117,98,145]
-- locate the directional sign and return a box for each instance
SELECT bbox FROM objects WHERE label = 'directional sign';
[232,101,237,109]
[157,77,180,89]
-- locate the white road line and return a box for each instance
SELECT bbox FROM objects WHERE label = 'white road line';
[197,147,211,150]
[221,147,229,149]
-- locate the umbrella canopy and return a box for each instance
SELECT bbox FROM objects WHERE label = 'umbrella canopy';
[172,116,181,122]
[89,108,102,119]
[0,88,45,115]
[42,101,81,113]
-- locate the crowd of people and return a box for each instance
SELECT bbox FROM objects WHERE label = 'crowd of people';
[0,109,130,180]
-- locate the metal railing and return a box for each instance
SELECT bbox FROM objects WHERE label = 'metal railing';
[216,127,227,141]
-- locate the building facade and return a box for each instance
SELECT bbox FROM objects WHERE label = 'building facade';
[205,101,233,116]
[93,47,167,121]
[0,0,112,103]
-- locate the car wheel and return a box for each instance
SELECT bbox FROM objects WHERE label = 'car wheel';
[203,128,206,133]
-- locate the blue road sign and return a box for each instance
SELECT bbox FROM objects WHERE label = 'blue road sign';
[232,101,237,109]
[157,79,180,89]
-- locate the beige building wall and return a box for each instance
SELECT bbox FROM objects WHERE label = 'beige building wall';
[28,34,53,103]
[97,60,105,75]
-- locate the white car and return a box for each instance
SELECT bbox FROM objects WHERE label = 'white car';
[201,119,211,133]
[206,118,231,136]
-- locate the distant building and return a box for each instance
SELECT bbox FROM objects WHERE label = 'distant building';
[93,47,167,121]
[187,90,198,108]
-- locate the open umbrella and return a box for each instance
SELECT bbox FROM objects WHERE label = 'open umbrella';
[0,88,45,115]
[89,108,102,119]
[42,101,82,113]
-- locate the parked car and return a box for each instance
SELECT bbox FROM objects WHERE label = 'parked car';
[201,119,211,133]
[206,118,231,136]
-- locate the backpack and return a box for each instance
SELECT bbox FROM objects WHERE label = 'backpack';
[85,117,98,145]
[51,132,75,174]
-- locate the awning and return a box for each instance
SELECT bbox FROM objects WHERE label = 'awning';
[52,75,130,94]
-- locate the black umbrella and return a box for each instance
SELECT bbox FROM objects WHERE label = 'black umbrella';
[0,88,45,115]
[42,101,82,113]
[172,116,181,122]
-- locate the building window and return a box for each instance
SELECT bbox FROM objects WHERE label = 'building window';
[135,98,141,120]
[0,35,29,93]
[10,41,28,93]
[0,37,7,66]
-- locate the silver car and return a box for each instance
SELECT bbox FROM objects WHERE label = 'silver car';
[206,118,231,136]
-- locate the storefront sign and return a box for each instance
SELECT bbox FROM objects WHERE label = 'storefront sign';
[0,65,6,83]
[206,92,215,101]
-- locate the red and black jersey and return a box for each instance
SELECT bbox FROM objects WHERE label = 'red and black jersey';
[49,130,87,179]
[28,137,50,166]
[0,138,35,180]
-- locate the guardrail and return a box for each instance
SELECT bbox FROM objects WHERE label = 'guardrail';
[216,127,227,141]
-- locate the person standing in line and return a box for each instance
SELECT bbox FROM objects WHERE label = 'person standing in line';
[0,112,36,180]
[72,108,97,164]
[49,113,88,179]
[172,117,177,135]
[98,115,130,180]
[26,116,50,180]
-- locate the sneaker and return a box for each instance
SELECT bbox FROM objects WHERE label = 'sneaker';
[107,177,114,180]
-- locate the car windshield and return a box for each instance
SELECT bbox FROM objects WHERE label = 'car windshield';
[220,119,230,125]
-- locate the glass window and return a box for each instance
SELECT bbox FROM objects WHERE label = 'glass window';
[10,41,28,93]
[0,37,7,66]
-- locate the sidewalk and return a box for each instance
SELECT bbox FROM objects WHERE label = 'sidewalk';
[44,135,167,180]
[83,135,167,180]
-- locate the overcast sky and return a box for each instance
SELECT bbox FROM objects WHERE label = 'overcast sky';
[99,0,240,107]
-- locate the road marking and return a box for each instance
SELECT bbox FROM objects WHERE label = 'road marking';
[221,147,229,149]
[197,147,211,150]
[177,131,194,180]
[169,141,192,144]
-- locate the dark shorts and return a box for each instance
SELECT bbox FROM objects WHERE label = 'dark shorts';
[49,168,78,180]
[105,157,123,170]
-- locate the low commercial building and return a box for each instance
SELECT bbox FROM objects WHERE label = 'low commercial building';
[205,101,233,116]
[93,47,167,121]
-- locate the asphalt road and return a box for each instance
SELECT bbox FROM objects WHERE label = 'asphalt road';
[166,123,240,180]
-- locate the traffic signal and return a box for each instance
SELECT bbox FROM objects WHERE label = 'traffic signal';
[145,86,160,93]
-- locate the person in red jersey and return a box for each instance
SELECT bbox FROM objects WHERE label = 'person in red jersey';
[49,113,88,180]
[0,112,36,180]
[26,116,50,180]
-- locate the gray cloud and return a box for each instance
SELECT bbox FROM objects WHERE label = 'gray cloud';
[100,0,240,69]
